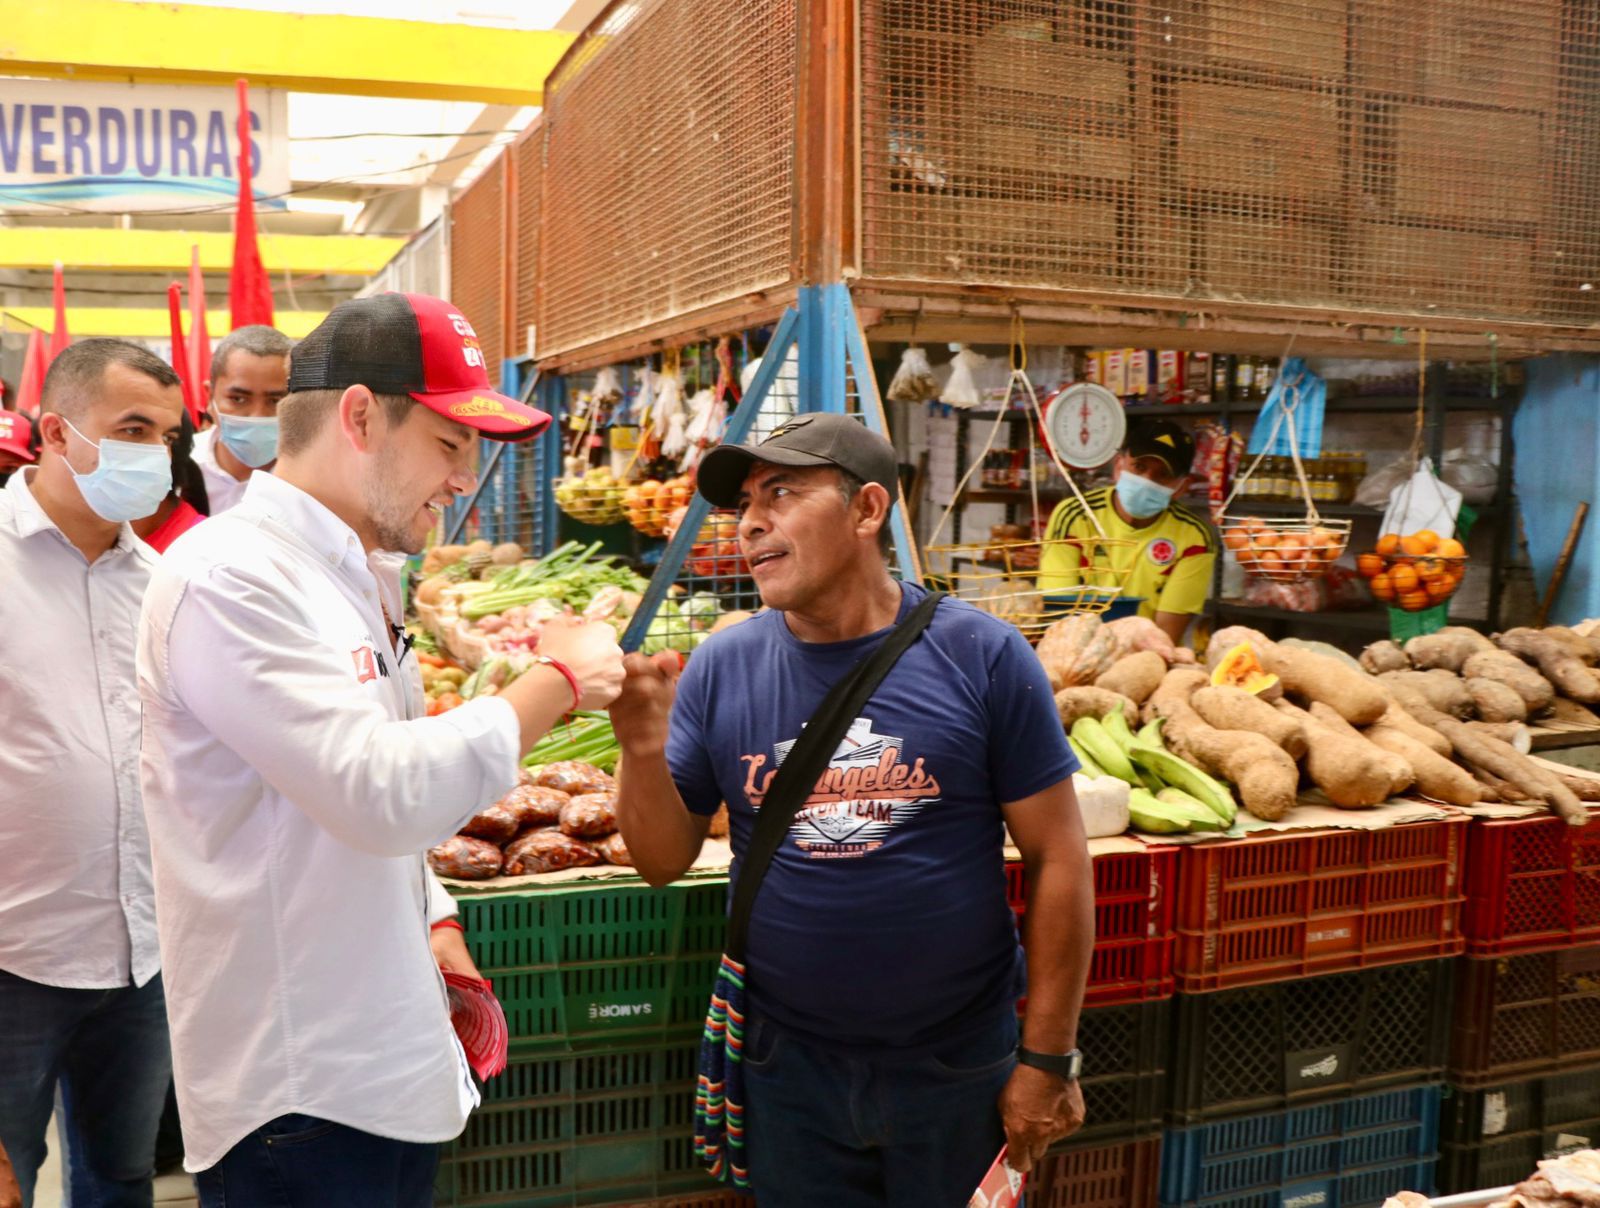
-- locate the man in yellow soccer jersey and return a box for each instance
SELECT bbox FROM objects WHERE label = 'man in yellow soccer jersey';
[1037,419,1217,644]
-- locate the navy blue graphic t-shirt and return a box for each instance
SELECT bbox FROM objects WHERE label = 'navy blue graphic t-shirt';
[665,582,1077,1050]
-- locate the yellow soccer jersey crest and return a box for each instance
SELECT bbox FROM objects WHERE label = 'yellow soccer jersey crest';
[1037,488,1218,618]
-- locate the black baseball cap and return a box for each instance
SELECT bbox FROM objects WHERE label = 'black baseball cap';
[697,413,899,508]
[288,293,550,441]
[1125,418,1196,477]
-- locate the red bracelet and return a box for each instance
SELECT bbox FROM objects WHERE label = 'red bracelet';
[430,918,465,934]
[533,655,583,714]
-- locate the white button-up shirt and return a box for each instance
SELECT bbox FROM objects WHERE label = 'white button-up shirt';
[0,469,161,990]
[190,425,249,514]
[138,472,522,1171]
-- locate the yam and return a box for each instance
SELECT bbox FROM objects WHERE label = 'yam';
[1403,628,1494,673]
[1261,644,1388,725]
[1149,669,1299,821]
[1101,617,1177,664]
[1192,685,1307,758]
[1095,651,1169,705]
[1036,615,1119,691]
[1464,720,1531,754]
[1280,638,1365,674]
[1461,650,1556,715]
[1300,701,1415,798]
[1360,641,1411,676]
[1496,629,1600,704]
[1365,726,1483,806]
[1465,677,1528,724]
[1379,670,1474,719]
[1287,704,1408,808]
[1055,686,1138,728]
[1374,702,1453,757]
[1542,626,1599,665]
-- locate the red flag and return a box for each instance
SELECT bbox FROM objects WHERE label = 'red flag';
[187,246,211,406]
[49,263,70,362]
[229,79,274,330]
[17,328,47,418]
[168,282,203,424]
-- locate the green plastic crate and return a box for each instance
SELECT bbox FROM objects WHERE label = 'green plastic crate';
[455,880,728,1053]
[435,1039,728,1206]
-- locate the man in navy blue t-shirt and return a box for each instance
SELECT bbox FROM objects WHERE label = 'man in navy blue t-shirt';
[610,414,1094,1207]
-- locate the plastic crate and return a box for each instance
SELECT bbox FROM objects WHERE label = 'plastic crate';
[1006,845,1178,1006]
[1159,1084,1442,1206]
[435,1039,725,1207]
[455,881,727,1053]
[1173,821,1468,993]
[1449,949,1600,1088]
[1437,1062,1600,1193]
[1071,999,1172,1149]
[1028,1134,1163,1208]
[1460,810,1600,957]
[1170,960,1454,1124]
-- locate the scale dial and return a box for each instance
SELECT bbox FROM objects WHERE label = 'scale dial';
[1044,383,1126,470]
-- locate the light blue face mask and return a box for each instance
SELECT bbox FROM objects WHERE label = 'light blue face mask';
[215,411,280,468]
[1115,470,1176,520]
[63,419,173,523]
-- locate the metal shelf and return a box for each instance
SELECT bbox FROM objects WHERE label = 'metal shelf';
[1213,600,1491,635]
[1122,395,1506,419]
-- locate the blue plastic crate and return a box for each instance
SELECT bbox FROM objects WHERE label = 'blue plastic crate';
[1160,1085,1442,1206]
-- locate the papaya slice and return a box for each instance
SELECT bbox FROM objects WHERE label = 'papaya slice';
[1210,643,1280,696]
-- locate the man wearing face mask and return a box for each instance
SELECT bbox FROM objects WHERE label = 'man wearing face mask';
[191,325,291,513]
[0,340,186,1207]
[1038,418,1217,644]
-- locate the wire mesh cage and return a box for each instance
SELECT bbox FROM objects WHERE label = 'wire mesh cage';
[537,0,800,359]
[924,536,1140,636]
[448,157,507,387]
[858,0,1600,329]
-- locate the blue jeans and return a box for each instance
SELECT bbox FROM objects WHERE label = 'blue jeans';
[0,969,172,1208]
[195,1115,439,1208]
[742,1008,1017,1208]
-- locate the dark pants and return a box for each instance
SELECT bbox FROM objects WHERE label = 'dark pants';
[0,969,172,1208]
[195,1115,439,1208]
[742,1009,1016,1208]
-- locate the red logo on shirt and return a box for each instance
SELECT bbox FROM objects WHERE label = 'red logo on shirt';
[1147,538,1177,567]
[351,646,378,684]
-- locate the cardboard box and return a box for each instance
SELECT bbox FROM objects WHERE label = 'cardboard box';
[1195,209,1337,303]
[1353,0,1560,112]
[1356,222,1537,316]
[1175,81,1342,202]
[1392,106,1545,227]
[1157,0,1348,79]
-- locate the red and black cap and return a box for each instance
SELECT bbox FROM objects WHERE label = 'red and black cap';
[288,293,551,441]
[0,410,35,464]
[697,413,899,508]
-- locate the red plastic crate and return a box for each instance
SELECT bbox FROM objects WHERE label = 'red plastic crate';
[1172,819,1468,992]
[1028,1134,1162,1208]
[1461,808,1600,957]
[1007,845,1178,1006]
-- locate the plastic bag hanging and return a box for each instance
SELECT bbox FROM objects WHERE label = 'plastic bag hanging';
[887,345,939,403]
[1247,358,1326,459]
[939,345,984,408]
[744,343,798,443]
[591,365,623,408]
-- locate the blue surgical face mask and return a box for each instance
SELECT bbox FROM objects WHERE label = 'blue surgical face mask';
[62,419,173,523]
[215,411,280,468]
[1115,469,1176,520]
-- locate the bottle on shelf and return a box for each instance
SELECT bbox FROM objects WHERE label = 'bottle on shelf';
[1185,351,1212,405]
[1234,355,1257,403]
[1212,354,1235,405]
[1255,357,1277,401]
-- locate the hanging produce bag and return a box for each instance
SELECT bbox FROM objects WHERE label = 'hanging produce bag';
[1247,358,1326,459]
[1381,457,1462,540]
[887,345,939,403]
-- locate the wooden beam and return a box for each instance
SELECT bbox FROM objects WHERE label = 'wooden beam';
[3,307,326,339]
[0,228,402,276]
[0,1,573,105]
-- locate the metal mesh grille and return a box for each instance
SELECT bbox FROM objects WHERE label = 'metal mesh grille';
[512,122,545,359]
[537,0,799,358]
[449,156,507,387]
[860,0,1600,328]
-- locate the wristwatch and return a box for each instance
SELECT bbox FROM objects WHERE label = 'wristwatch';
[1016,1046,1083,1081]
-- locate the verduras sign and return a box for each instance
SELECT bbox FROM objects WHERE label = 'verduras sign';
[0,80,289,212]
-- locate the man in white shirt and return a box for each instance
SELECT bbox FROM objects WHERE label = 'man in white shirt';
[0,340,186,1207]
[138,293,626,1208]
[190,324,290,513]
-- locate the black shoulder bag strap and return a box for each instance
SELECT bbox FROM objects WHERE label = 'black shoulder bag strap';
[723,590,945,962]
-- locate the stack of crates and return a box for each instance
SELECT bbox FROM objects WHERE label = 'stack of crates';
[439,881,735,1207]
[1007,844,1179,1208]
[1157,821,1469,1208]
[1438,808,1600,1194]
